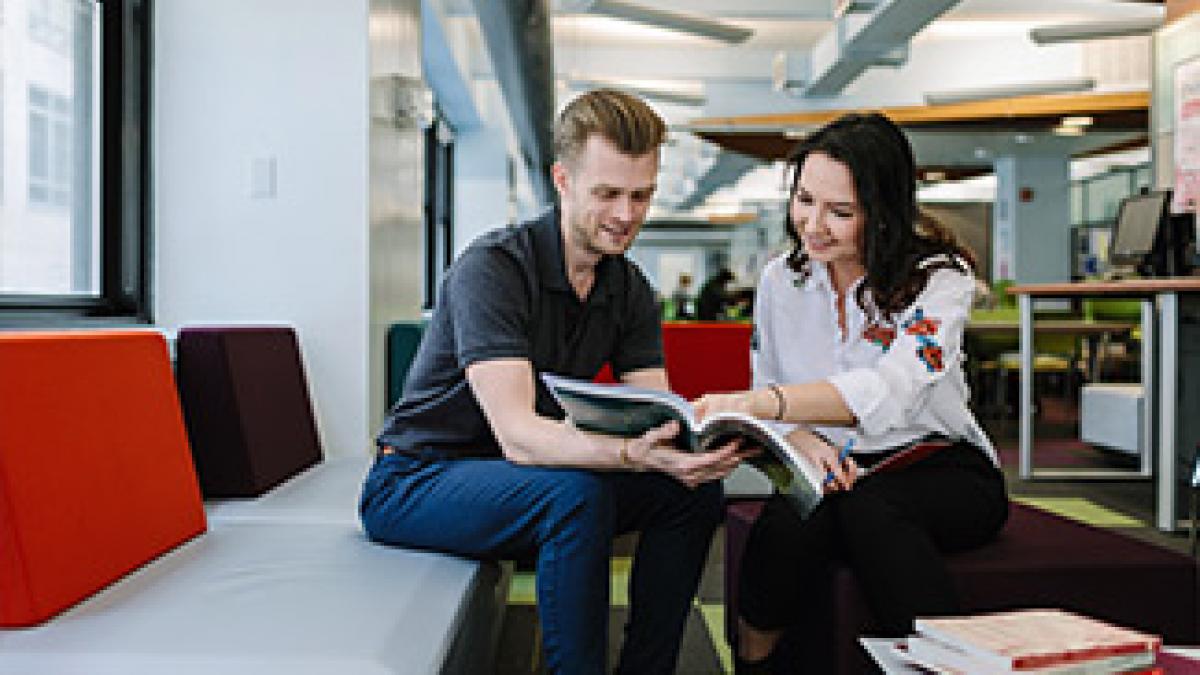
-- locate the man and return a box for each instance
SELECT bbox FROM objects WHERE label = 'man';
[360,89,745,674]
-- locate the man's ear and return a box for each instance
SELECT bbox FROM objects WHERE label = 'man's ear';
[550,161,570,198]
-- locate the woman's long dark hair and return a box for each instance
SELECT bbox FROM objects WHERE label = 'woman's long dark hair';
[785,113,976,322]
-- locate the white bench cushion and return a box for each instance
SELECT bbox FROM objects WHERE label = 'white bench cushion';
[0,521,491,675]
[204,455,371,526]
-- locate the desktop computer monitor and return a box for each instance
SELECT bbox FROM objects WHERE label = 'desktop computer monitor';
[1108,190,1194,277]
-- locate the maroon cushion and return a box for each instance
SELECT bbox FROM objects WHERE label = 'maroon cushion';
[726,500,1198,674]
[176,326,323,497]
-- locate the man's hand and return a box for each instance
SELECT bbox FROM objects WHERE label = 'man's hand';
[624,420,753,489]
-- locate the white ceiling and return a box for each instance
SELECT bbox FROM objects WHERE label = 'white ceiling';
[439,0,1165,212]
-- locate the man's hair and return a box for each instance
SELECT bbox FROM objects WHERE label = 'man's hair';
[553,88,667,166]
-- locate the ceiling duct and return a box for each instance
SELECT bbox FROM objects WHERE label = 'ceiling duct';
[1029,18,1161,44]
[801,0,958,97]
[554,0,753,44]
[673,150,761,212]
[471,0,557,205]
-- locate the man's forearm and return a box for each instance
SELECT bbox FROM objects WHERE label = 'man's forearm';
[496,413,628,470]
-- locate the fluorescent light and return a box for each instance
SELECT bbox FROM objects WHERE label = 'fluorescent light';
[1061,116,1093,127]
[1052,125,1085,137]
[1029,18,1160,45]
[555,0,753,44]
[923,77,1095,105]
[569,77,706,107]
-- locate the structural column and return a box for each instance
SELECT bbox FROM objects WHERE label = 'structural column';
[992,153,1072,284]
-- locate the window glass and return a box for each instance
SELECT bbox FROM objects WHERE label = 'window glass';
[2,0,97,296]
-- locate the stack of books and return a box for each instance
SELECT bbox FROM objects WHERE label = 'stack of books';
[896,608,1162,674]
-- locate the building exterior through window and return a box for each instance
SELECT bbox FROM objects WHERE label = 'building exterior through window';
[0,0,97,296]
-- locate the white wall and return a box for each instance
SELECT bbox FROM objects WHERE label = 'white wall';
[154,0,373,455]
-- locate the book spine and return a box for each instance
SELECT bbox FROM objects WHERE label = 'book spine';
[1010,642,1158,671]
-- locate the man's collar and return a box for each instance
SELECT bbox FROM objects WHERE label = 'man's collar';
[532,208,619,302]
[532,209,571,292]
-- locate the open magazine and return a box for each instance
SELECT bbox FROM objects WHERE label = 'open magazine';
[541,373,828,516]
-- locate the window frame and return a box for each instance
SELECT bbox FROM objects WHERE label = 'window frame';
[0,0,151,326]
[422,112,454,311]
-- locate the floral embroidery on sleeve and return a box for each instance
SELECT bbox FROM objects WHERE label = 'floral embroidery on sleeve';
[902,307,941,337]
[903,307,945,372]
[862,323,897,352]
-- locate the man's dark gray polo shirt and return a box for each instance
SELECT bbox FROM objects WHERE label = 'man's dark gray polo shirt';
[377,209,663,459]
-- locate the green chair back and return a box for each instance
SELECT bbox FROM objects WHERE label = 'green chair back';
[387,321,427,411]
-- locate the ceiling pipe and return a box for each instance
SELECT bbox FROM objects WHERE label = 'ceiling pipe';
[923,77,1097,105]
[674,150,760,212]
[1030,17,1161,44]
[470,0,557,206]
[555,0,753,44]
[569,78,707,107]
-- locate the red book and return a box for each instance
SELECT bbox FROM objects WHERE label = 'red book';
[863,439,951,475]
[912,609,1161,672]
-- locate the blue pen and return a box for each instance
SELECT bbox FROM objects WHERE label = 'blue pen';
[822,437,856,487]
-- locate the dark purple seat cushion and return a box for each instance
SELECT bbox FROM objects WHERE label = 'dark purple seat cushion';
[176,326,323,497]
[726,499,1198,674]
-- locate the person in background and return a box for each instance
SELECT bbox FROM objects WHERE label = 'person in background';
[694,113,1008,674]
[669,272,695,319]
[360,89,747,675]
[726,286,756,320]
[695,267,735,320]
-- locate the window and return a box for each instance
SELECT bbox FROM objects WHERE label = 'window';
[1,73,5,204]
[28,84,71,208]
[29,0,73,55]
[0,0,150,323]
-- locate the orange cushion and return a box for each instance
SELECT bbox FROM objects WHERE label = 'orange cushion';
[662,323,752,400]
[0,331,206,626]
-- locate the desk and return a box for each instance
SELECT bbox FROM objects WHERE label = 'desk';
[968,319,1135,373]
[967,319,1135,335]
[1009,278,1200,531]
[966,319,1136,414]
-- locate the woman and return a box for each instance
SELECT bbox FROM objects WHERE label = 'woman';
[695,113,1008,674]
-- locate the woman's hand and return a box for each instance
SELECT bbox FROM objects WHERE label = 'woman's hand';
[789,429,860,493]
[624,420,758,489]
[693,391,761,421]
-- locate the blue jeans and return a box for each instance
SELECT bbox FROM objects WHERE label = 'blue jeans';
[359,453,723,675]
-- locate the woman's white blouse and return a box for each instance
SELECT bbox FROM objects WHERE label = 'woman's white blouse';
[752,253,998,465]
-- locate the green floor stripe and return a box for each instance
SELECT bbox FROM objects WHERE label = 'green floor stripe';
[506,556,634,607]
[508,571,536,606]
[697,601,732,674]
[1013,495,1143,527]
[610,556,631,607]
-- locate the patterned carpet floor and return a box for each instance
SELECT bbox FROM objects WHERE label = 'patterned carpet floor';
[492,398,1185,674]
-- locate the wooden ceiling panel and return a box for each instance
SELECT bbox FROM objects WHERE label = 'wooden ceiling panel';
[689,91,1150,163]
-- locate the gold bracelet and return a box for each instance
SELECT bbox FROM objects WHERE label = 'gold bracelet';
[767,383,787,421]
